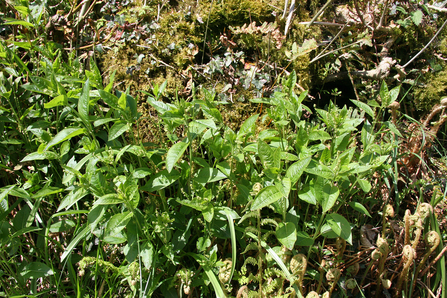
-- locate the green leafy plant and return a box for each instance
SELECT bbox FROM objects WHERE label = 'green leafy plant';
[1,1,447,297]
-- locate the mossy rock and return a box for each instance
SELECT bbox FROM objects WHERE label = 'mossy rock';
[193,0,282,33]
[413,68,447,112]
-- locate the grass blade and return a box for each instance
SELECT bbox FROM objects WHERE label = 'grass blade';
[189,253,226,298]
[222,208,238,284]
[61,225,89,262]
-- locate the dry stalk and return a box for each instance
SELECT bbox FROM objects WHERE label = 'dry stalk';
[402,98,447,176]
[316,260,326,294]
[236,285,249,298]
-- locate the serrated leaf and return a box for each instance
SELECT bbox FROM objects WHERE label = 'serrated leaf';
[385,121,403,137]
[277,177,291,198]
[0,185,14,213]
[202,209,216,228]
[190,119,217,130]
[258,140,280,170]
[126,94,138,118]
[176,198,209,212]
[251,185,283,210]
[146,96,174,114]
[286,156,311,184]
[411,9,423,26]
[88,58,103,87]
[166,141,189,173]
[155,80,167,99]
[49,219,76,233]
[189,119,211,135]
[216,161,231,177]
[281,152,298,161]
[94,118,116,127]
[14,6,30,17]
[44,127,86,151]
[287,70,297,89]
[108,121,129,141]
[291,39,317,59]
[118,90,127,110]
[258,129,279,140]
[132,168,152,179]
[304,161,334,179]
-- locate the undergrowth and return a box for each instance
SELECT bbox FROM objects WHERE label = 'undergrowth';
[0,0,446,298]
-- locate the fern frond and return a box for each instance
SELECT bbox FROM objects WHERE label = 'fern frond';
[238,275,250,286]
[284,286,296,297]
[244,226,260,236]
[243,256,259,268]
[242,242,260,254]
[264,267,285,278]
[239,272,259,286]
[248,290,262,298]
[238,210,259,224]
[263,276,281,295]
[261,218,279,228]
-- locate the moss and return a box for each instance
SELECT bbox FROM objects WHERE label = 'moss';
[218,101,261,132]
[195,0,282,34]
[413,68,447,112]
